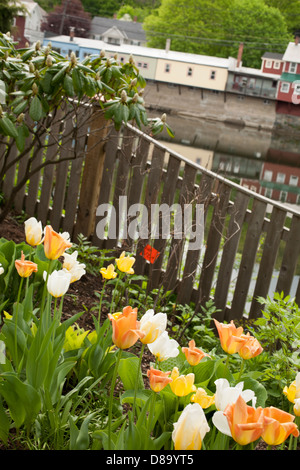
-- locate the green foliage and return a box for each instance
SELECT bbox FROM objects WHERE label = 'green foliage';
[0,32,168,153]
[143,0,291,67]
[246,292,300,407]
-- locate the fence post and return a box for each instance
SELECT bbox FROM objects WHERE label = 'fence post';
[74,105,110,239]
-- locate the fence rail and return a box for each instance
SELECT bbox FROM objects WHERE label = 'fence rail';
[1,105,300,321]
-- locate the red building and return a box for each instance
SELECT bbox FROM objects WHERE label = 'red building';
[261,52,284,75]
[241,162,300,205]
[276,36,300,113]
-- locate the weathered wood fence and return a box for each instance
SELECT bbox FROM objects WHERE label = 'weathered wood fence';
[1,105,300,321]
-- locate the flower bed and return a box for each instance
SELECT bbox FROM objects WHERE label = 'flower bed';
[0,215,299,451]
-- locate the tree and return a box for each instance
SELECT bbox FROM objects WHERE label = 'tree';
[264,0,300,35]
[81,0,123,18]
[0,32,170,223]
[143,0,291,67]
[41,0,91,38]
[0,0,26,33]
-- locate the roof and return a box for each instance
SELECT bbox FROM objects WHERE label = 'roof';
[45,35,230,68]
[280,72,300,83]
[90,16,146,42]
[282,42,300,63]
[261,52,283,60]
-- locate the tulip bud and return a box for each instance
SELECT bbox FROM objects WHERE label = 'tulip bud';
[100,50,105,58]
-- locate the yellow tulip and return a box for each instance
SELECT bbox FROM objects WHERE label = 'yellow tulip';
[115,251,135,274]
[169,367,196,397]
[100,264,117,280]
[172,403,210,450]
[191,388,215,409]
[283,373,300,404]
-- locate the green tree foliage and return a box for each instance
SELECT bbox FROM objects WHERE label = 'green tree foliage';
[0,0,26,33]
[81,0,123,18]
[143,0,291,67]
[264,0,300,35]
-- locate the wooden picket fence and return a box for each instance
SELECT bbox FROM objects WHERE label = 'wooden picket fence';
[1,104,300,321]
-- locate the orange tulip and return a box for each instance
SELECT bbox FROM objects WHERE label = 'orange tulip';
[108,306,145,349]
[238,333,263,360]
[147,366,172,392]
[15,251,38,278]
[261,407,299,446]
[224,395,265,446]
[214,319,246,355]
[43,225,72,260]
[182,339,210,366]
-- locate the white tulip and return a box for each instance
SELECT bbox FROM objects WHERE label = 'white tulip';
[214,378,257,411]
[172,403,210,450]
[63,251,86,283]
[0,263,4,275]
[139,309,167,344]
[148,331,179,362]
[63,251,79,271]
[24,217,43,246]
[212,378,257,438]
[44,269,72,297]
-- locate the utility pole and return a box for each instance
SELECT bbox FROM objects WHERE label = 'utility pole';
[59,0,70,35]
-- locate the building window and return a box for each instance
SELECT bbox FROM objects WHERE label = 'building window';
[265,188,273,198]
[143,63,148,69]
[210,70,216,80]
[280,82,290,93]
[265,60,272,68]
[165,63,170,73]
[107,37,121,45]
[289,175,299,186]
[273,61,281,69]
[289,62,297,73]
[280,191,288,202]
[276,172,286,184]
[263,170,273,181]
[187,67,193,76]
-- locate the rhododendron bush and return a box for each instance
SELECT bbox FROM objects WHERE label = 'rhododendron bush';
[0,217,299,451]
